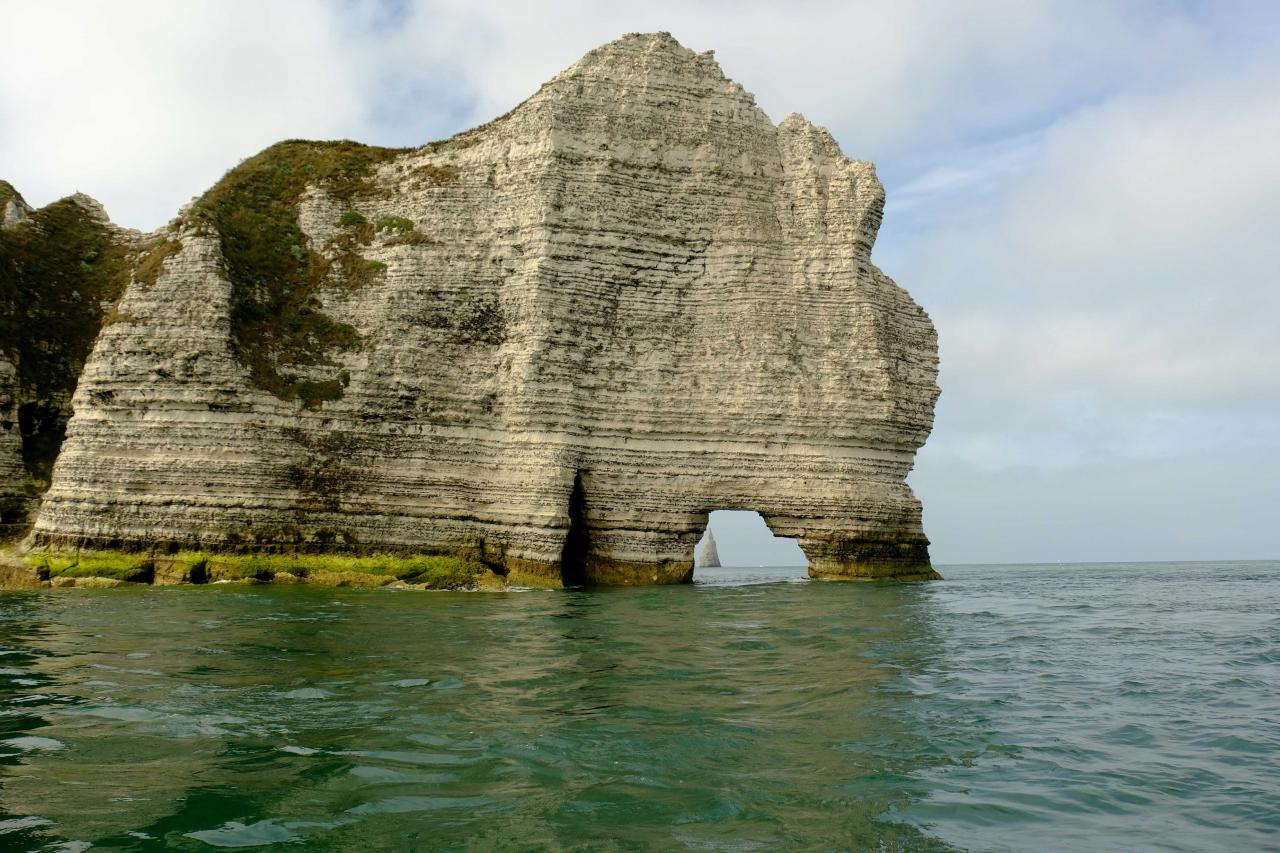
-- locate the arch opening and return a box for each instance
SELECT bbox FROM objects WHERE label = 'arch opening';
[693,510,809,585]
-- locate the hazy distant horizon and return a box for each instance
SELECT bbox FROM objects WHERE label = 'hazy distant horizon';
[706,510,1278,567]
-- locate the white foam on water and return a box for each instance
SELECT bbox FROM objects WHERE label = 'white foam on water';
[184,819,301,848]
[1,735,65,751]
[0,816,52,835]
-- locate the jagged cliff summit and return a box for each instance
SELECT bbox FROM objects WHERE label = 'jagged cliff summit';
[3,33,941,586]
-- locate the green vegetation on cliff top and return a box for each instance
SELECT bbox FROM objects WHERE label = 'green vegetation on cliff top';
[189,140,406,408]
[0,199,131,397]
[0,197,134,484]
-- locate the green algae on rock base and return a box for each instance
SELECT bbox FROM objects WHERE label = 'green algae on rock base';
[8,550,493,590]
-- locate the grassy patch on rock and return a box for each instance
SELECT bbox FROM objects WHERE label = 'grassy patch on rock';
[374,215,414,233]
[188,140,407,407]
[410,163,459,185]
[133,239,182,288]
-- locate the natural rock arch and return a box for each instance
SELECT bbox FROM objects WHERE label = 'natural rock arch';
[694,510,809,572]
[23,33,941,585]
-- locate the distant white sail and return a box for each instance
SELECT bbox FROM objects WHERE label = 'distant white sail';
[695,530,721,568]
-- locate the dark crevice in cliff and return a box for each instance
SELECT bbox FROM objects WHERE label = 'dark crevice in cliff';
[559,472,590,587]
[18,402,66,486]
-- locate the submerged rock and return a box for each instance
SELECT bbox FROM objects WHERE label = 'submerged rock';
[21,33,940,585]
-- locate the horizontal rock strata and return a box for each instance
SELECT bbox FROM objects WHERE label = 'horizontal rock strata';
[1,184,147,539]
[28,33,940,584]
[0,353,24,536]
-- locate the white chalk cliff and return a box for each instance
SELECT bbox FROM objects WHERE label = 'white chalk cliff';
[28,33,941,584]
[0,184,28,533]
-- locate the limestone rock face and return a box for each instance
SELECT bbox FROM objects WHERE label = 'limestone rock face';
[0,182,29,534]
[1,185,145,539]
[695,530,721,569]
[0,353,25,536]
[1,182,31,230]
[30,33,941,584]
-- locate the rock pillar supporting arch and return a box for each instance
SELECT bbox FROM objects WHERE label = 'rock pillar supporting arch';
[798,535,941,581]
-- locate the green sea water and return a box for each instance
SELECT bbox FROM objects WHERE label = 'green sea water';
[0,561,1276,851]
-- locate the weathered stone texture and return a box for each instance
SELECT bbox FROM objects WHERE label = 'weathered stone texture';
[30,33,940,583]
[2,186,144,539]
[0,354,26,535]
[0,184,28,534]
[1,180,32,230]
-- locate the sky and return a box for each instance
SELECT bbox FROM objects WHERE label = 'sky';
[2,1,1277,565]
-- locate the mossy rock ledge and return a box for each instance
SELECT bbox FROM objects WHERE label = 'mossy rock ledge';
[1,550,500,591]
[6,33,940,588]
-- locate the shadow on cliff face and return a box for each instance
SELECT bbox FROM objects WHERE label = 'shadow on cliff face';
[559,473,590,587]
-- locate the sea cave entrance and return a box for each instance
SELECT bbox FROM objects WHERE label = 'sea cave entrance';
[693,510,809,585]
[559,472,590,587]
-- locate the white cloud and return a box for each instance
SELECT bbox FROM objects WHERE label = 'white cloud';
[1,0,1231,228]
[901,59,1280,411]
[897,57,1280,561]
[0,1,380,227]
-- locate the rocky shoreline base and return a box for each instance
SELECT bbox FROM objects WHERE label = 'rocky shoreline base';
[0,549,510,591]
[0,547,940,590]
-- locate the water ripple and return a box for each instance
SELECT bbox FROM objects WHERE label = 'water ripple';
[0,562,1273,850]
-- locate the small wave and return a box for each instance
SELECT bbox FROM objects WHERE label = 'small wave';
[0,816,52,835]
[0,735,64,751]
[346,794,500,815]
[380,678,432,688]
[185,819,301,848]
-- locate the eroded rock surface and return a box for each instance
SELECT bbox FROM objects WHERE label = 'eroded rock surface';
[1,180,32,229]
[0,353,24,536]
[29,33,940,584]
[0,183,148,539]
